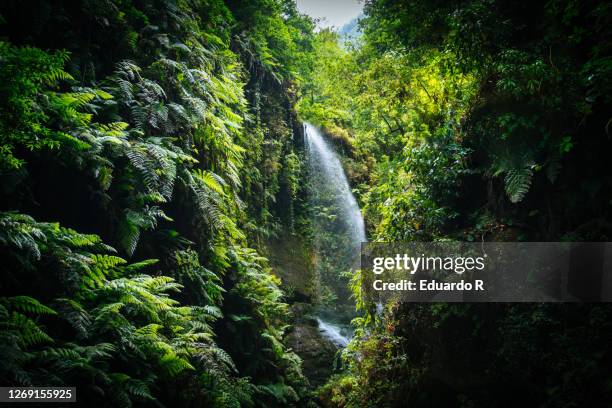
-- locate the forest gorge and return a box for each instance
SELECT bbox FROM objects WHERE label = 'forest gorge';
[0,1,611,407]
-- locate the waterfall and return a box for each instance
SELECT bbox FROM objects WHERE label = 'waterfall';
[304,122,366,347]
[304,123,366,250]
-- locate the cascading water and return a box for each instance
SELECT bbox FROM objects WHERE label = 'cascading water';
[304,123,366,251]
[304,122,366,347]
[316,318,350,348]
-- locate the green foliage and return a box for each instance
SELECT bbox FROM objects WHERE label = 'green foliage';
[228,0,315,84]
[0,0,316,406]
[300,0,612,244]
[299,1,612,407]
[0,210,281,406]
[504,167,533,204]
[0,42,89,171]
[219,246,308,404]
[298,31,475,241]
[324,303,612,407]
[4,0,608,406]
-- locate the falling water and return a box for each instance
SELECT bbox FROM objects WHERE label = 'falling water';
[304,122,366,347]
[317,318,350,348]
[304,123,366,249]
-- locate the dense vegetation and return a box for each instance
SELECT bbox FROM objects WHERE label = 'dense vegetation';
[297,1,612,407]
[1,0,611,407]
[0,0,316,406]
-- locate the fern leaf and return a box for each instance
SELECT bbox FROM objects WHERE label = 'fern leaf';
[505,167,533,203]
[4,296,56,315]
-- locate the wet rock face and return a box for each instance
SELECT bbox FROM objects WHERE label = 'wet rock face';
[286,304,340,388]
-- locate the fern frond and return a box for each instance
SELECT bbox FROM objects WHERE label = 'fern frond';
[3,296,56,315]
[504,167,533,203]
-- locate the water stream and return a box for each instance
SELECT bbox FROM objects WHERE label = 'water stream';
[316,318,350,348]
[304,123,366,248]
[304,123,366,347]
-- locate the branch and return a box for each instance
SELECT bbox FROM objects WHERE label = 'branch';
[381,114,403,134]
[416,77,435,103]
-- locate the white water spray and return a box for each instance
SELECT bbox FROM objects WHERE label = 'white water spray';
[304,123,366,248]
[317,318,350,348]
